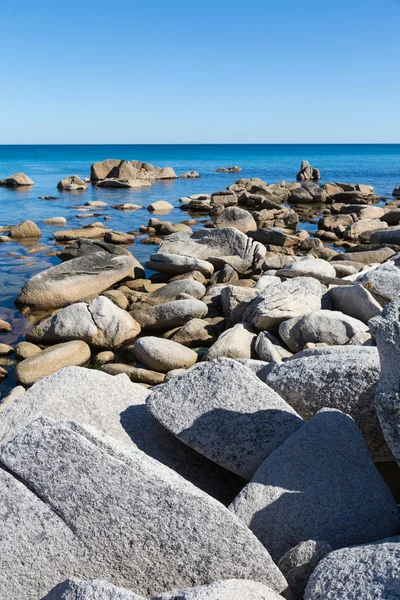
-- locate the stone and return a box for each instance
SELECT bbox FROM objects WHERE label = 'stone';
[101,289,129,309]
[104,231,136,244]
[180,171,200,179]
[0,343,13,356]
[0,318,12,332]
[220,285,258,318]
[206,323,257,360]
[153,580,283,600]
[90,159,121,180]
[27,297,141,349]
[15,341,91,386]
[44,217,67,225]
[296,161,320,182]
[0,418,288,596]
[255,331,292,362]
[57,175,88,191]
[53,227,105,241]
[43,577,145,599]
[107,160,139,180]
[332,247,395,264]
[149,280,206,303]
[278,540,333,600]
[145,253,214,277]
[147,358,303,479]
[58,238,136,263]
[16,252,137,311]
[0,172,34,186]
[0,386,25,412]
[329,284,382,323]
[358,264,400,305]
[266,346,387,460]
[158,222,192,235]
[230,409,400,562]
[157,228,266,275]
[9,220,41,239]
[134,336,198,372]
[171,318,216,347]
[345,218,388,241]
[243,278,323,331]
[210,190,238,207]
[112,203,142,210]
[369,226,400,245]
[14,341,42,360]
[302,182,327,203]
[148,201,174,212]
[304,536,400,600]
[281,258,336,279]
[101,363,165,385]
[369,302,400,467]
[214,206,257,233]
[97,178,151,189]
[85,200,108,207]
[216,166,242,173]
[131,299,208,331]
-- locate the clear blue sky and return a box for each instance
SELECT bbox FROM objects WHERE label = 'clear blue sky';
[1,0,399,144]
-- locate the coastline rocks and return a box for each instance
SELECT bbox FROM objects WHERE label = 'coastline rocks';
[146,358,304,479]
[57,175,88,191]
[206,323,257,360]
[16,252,137,311]
[149,279,206,303]
[296,161,320,182]
[329,284,382,323]
[145,253,214,277]
[332,247,395,264]
[97,178,151,189]
[58,238,135,262]
[90,159,120,181]
[112,203,142,210]
[153,580,283,600]
[211,190,238,207]
[104,231,136,244]
[281,257,336,279]
[0,417,287,596]
[43,578,145,600]
[27,296,141,348]
[265,346,386,460]
[134,336,198,372]
[278,540,333,600]
[148,201,174,212]
[0,172,34,186]
[243,278,323,330]
[44,216,67,226]
[230,409,400,562]
[100,363,165,385]
[53,226,105,241]
[369,226,400,245]
[304,537,400,600]
[216,166,242,173]
[131,299,208,330]
[9,220,41,239]
[214,206,257,233]
[15,340,91,386]
[180,171,200,179]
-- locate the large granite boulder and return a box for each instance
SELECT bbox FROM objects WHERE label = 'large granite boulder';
[147,358,304,479]
[206,323,257,360]
[153,579,283,600]
[90,159,120,181]
[278,540,333,600]
[0,172,35,186]
[145,253,214,277]
[43,578,145,599]
[16,252,137,311]
[9,220,41,239]
[266,346,387,460]
[0,418,288,596]
[281,258,336,279]
[230,409,400,562]
[305,536,400,600]
[329,283,382,323]
[214,207,257,233]
[357,264,400,305]
[296,161,320,182]
[131,299,208,330]
[58,238,137,263]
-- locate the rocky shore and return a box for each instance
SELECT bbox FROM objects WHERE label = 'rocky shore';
[0,159,400,599]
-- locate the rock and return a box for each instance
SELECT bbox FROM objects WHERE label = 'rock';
[101,289,129,309]
[170,318,216,347]
[85,200,108,207]
[230,409,400,562]
[43,577,145,599]
[220,285,258,319]
[0,385,25,412]
[0,343,13,356]
[180,171,200,179]
[392,186,400,197]
[153,580,283,600]
[296,161,320,182]
[358,264,400,305]
[131,299,208,331]
[101,363,165,385]
[157,228,266,275]
[97,177,151,189]
[304,536,400,600]
[369,226,400,245]
[93,350,116,366]
[243,278,323,331]
[158,222,192,235]
[281,258,336,279]
[27,297,141,349]
[107,160,140,180]
[0,172,34,186]
[16,252,137,311]
[255,331,292,362]
[53,227,105,241]
[214,206,257,233]
[44,216,67,225]
[0,318,11,332]
[14,341,42,360]
[278,540,333,600]
[321,182,343,196]
[104,231,136,244]
[210,190,238,207]
[149,280,206,303]
[90,159,121,180]
[0,418,288,596]
[332,247,395,264]
[206,323,257,360]
[329,284,382,323]
[216,166,242,173]
[112,203,142,210]
[134,336,198,372]
[345,218,388,241]
[302,182,327,203]
[15,341,91,386]
[147,358,303,479]
[57,175,88,191]
[58,238,136,263]
[9,220,41,239]
[265,346,387,460]
[145,253,214,277]
[369,302,400,467]
[148,201,174,212]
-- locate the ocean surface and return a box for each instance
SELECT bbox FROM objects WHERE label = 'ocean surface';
[0,143,399,394]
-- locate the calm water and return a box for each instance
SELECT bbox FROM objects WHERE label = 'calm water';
[0,144,399,394]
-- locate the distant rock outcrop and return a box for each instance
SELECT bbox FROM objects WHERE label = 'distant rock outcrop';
[90,159,178,182]
[296,161,321,181]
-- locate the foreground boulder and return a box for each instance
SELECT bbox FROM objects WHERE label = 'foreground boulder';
[43,578,145,599]
[147,358,304,479]
[214,206,257,233]
[278,540,332,600]
[266,346,387,460]
[0,418,288,596]
[153,579,283,600]
[16,252,137,311]
[305,536,400,600]
[230,409,400,562]
[134,337,198,372]
[131,299,208,330]
[0,172,34,186]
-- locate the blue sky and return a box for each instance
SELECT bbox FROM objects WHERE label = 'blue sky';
[0,0,399,143]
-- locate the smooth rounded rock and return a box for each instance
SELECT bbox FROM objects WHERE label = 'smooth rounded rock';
[134,337,198,372]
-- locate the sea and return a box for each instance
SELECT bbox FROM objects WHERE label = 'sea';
[0,143,399,394]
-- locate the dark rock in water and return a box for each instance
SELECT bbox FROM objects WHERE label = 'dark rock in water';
[39,195,60,200]
[216,166,242,173]
[296,161,320,182]
[58,238,133,261]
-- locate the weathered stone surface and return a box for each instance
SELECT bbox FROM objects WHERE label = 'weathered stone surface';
[214,206,257,233]
[304,536,400,600]
[17,252,137,310]
[358,264,400,305]
[0,172,34,186]
[255,331,292,362]
[230,409,400,562]
[281,258,336,279]
[104,231,136,244]
[90,159,121,180]
[27,297,140,349]
[145,253,214,277]
[329,283,382,323]
[210,190,238,207]
[14,341,42,360]
[171,318,216,347]
[131,299,208,331]
[44,216,67,226]
[332,247,395,264]
[266,346,387,460]
[206,323,257,360]
[149,280,206,303]
[278,540,333,600]
[243,278,323,331]
[54,227,105,241]
[15,341,91,386]
[97,178,151,189]
[180,170,200,179]
[369,226,400,245]
[9,220,41,239]
[57,175,88,191]
[0,418,287,596]
[153,579,283,600]
[147,358,303,479]
[134,336,198,372]
[148,201,174,212]
[59,238,137,262]
[43,577,145,599]
[369,302,400,467]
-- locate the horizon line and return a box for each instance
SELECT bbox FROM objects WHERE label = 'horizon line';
[1,142,400,147]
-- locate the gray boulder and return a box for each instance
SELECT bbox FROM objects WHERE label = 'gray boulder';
[369,226,400,245]
[43,578,145,599]
[230,409,400,562]
[130,299,208,330]
[305,536,400,600]
[214,207,257,233]
[58,239,135,263]
[145,253,214,277]
[255,331,293,362]
[134,336,198,372]
[281,258,336,279]
[206,323,257,360]
[57,175,88,191]
[278,540,333,600]
[329,284,382,323]
[152,579,283,600]
[149,280,206,303]
[0,418,288,596]
[358,264,400,305]
[266,346,388,460]
[0,172,35,186]
[146,358,304,479]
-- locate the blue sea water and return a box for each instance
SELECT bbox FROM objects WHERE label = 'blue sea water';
[0,144,399,394]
